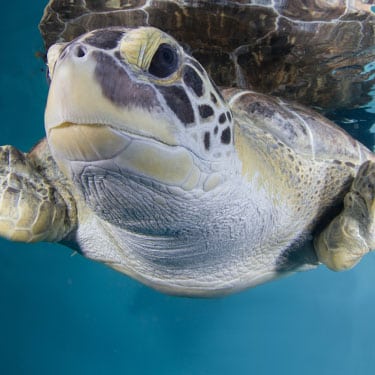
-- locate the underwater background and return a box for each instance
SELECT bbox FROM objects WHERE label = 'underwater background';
[1,1,375,374]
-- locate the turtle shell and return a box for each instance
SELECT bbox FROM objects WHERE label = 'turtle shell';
[39,0,375,111]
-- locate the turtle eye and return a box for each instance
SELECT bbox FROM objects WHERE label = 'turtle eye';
[148,43,178,78]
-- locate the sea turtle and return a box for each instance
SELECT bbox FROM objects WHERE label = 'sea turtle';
[0,26,375,296]
[39,0,375,112]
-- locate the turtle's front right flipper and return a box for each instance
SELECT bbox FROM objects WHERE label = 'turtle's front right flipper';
[314,160,375,271]
[0,143,76,243]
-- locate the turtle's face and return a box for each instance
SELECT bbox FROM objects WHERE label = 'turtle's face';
[45,27,236,193]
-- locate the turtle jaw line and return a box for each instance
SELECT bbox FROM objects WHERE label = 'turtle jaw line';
[48,122,210,192]
[48,119,179,147]
[48,122,133,163]
[48,121,224,165]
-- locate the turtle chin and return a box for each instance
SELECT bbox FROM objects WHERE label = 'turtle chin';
[48,122,203,192]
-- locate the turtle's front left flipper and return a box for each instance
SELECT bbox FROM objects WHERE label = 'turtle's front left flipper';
[0,142,76,243]
[315,160,375,271]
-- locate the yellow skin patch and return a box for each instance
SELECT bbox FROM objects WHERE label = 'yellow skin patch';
[50,123,201,190]
[120,27,182,85]
[115,140,199,187]
[49,123,131,161]
[235,123,304,211]
[120,27,166,71]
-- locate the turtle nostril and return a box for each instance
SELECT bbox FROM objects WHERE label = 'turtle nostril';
[74,46,86,58]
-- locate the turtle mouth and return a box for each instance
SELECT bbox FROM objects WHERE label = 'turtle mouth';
[49,122,202,190]
[49,122,132,162]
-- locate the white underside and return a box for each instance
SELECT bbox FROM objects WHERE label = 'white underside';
[71,173,318,297]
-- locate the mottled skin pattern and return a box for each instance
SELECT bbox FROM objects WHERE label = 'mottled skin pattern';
[39,0,375,111]
[0,27,375,296]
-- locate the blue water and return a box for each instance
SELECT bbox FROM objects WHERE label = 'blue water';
[1,2,375,374]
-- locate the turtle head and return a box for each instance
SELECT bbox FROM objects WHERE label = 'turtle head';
[45,27,237,193]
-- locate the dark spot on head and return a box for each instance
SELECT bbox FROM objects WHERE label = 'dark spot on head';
[221,127,231,144]
[183,66,204,97]
[157,85,195,125]
[204,132,210,150]
[210,93,218,103]
[93,51,158,109]
[214,126,218,135]
[345,161,356,168]
[226,111,232,122]
[333,159,342,165]
[219,113,226,124]
[85,29,124,49]
[199,104,214,119]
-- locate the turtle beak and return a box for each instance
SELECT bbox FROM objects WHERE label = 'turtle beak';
[44,47,106,132]
[45,47,133,168]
